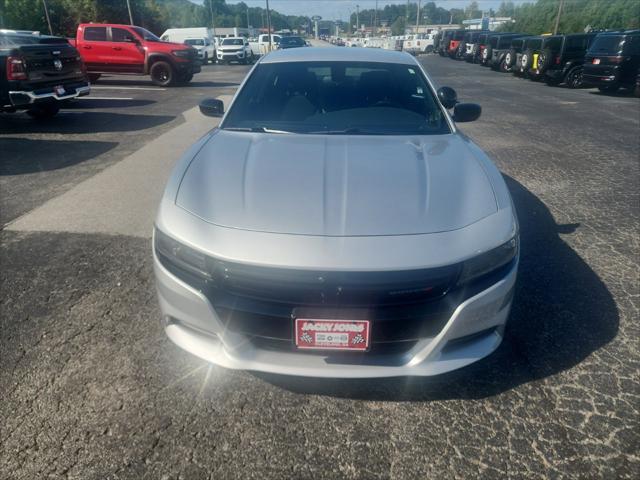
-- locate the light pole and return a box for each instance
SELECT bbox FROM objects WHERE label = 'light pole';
[553,0,564,35]
[416,0,421,33]
[356,5,359,33]
[266,0,272,51]
[373,0,378,35]
[126,0,134,25]
[42,0,53,35]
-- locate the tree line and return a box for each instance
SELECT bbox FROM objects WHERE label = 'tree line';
[0,0,313,37]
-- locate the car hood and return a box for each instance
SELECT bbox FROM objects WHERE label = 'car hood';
[176,131,498,236]
[218,45,243,50]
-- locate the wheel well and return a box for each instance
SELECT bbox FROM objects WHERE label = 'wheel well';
[146,55,174,74]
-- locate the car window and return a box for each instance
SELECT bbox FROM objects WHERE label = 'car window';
[185,39,205,46]
[222,61,450,135]
[281,37,305,46]
[543,36,563,52]
[111,28,136,43]
[623,35,640,55]
[222,38,244,46]
[132,27,161,42]
[564,36,588,52]
[589,35,624,54]
[84,27,107,42]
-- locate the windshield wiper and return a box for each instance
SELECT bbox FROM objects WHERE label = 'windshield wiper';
[223,126,293,134]
[307,127,381,135]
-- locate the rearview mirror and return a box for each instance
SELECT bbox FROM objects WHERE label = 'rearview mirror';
[453,103,482,122]
[437,86,458,109]
[199,98,224,117]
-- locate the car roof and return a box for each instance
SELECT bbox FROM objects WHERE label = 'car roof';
[261,46,418,65]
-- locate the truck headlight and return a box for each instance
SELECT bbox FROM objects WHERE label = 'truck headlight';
[458,235,519,285]
[154,228,211,282]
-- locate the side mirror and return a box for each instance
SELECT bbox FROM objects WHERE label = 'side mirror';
[199,98,224,117]
[453,103,482,122]
[437,86,458,109]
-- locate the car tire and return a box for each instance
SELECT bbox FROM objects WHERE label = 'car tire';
[482,46,492,65]
[537,49,552,74]
[203,52,208,64]
[88,73,101,83]
[563,66,584,89]
[26,103,60,120]
[150,61,175,87]
[521,49,533,72]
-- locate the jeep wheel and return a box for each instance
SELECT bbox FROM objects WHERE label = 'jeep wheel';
[88,73,101,83]
[537,49,552,75]
[26,103,60,120]
[564,66,584,89]
[150,61,175,87]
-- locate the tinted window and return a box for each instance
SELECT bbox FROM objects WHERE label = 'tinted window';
[185,39,205,46]
[489,36,498,47]
[542,36,562,52]
[132,27,161,42]
[280,37,305,46]
[111,28,136,43]
[564,35,589,52]
[589,35,624,54]
[623,35,640,55]
[526,38,542,50]
[84,27,107,42]
[222,38,244,45]
[453,31,464,40]
[223,61,449,135]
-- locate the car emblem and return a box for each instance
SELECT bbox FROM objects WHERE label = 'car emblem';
[53,59,63,71]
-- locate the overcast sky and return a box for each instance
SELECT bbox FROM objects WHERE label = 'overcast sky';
[219,1,531,22]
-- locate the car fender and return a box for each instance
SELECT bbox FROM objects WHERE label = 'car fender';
[562,58,584,75]
[145,52,176,74]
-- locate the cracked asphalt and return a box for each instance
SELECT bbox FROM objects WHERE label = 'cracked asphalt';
[1,55,639,479]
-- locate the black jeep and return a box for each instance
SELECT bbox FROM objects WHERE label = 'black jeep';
[536,33,598,88]
[460,31,488,62]
[437,30,454,57]
[466,32,489,64]
[487,33,528,70]
[583,30,640,93]
[513,36,544,78]
[1,32,89,119]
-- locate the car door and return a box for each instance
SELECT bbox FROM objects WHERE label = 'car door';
[108,27,145,73]
[80,26,111,70]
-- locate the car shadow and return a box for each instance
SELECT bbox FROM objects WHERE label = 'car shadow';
[94,79,241,89]
[254,176,619,400]
[66,98,157,109]
[588,89,638,98]
[0,111,175,134]
[0,137,117,176]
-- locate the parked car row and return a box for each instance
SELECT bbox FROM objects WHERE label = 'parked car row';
[436,28,640,94]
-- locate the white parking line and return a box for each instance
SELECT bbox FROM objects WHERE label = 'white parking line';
[82,97,134,100]
[91,86,166,91]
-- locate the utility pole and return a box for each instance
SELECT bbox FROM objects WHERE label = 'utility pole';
[42,0,53,35]
[208,0,217,37]
[246,6,250,30]
[126,0,134,25]
[405,0,409,33]
[356,5,359,33]
[416,0,421,32]
[266,0,272,51]
[553,0,564,35]
[373,0,378,35]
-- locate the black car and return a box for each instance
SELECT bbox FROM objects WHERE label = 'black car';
[513,36,545,78]
[487,34,529,71]
[1,32,89,118]
[278,36,307,49]
[536,33,598,88]
[467,32,490,64]
[438,30,454,56]
[459,30,487,62]
[583,30,640,93]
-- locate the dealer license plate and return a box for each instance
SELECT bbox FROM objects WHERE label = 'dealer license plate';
[294,319,370,351]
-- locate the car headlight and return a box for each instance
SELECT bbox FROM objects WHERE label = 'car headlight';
[154,228,211,281]
[172,50,191,58]
[458,235,519,285]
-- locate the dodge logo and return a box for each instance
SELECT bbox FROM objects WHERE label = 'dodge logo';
[53,59,63,71]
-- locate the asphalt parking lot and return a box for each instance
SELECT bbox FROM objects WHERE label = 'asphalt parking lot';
[1,56,639,479]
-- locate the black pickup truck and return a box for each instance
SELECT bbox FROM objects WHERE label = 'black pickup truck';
[1,32,90,119]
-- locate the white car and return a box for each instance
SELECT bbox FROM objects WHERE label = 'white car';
[183,37,215,64]
[216,37,253,64]
[154,48,518,378]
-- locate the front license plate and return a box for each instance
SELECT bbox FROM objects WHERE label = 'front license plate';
[54,85,65,96]
[592,58,601,64]
[295,319,370,351]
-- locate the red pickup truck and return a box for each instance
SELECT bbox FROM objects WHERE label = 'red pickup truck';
[72,23,200,86]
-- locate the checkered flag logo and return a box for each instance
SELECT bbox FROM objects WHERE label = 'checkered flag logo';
[300,332,313,344]
[352,334,365,345]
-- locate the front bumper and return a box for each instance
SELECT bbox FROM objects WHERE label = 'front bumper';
[8,81,90,107]
[154,249,517,378]
[217,51,246,62]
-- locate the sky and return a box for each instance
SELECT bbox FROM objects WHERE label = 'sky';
[219,1,531,22]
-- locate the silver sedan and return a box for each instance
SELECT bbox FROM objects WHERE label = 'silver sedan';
[153,47,518,378]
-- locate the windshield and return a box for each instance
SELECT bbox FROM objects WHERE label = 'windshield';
[588,35,624,54]
[542,36,563,52]
[185,39,205,46]
[526,38,543,49]
[132,27,161,42]
[280,37,305,46]
[222,38,244,46]
[222,61,449,135]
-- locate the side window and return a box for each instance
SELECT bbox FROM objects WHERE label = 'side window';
[627,36,640,55]
[84,27,107,42]
[111,28,136,43]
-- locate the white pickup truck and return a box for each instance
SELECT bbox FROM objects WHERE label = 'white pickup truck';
[248,34,281,56]
[216,37,253,64]
[403,33,436,55]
